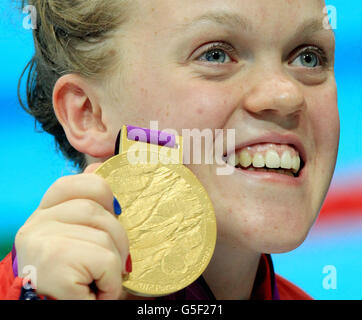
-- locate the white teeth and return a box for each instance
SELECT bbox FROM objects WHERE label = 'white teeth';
[265,150,280,169]
[280,151,292,169]
[239,150,252,168]
[232,147,302,174]
[227,153,239,166]
[292,156,301,173]
[252,153,265,168]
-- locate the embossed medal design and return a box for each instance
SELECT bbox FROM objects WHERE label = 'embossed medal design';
[95,126,217,296]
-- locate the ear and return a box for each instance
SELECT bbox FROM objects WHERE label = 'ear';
[52,74,115,158]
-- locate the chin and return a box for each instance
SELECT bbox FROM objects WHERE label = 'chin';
[264,207,316,253]
[260,227,312,254]
[214,200,317,254]
[189,160,329,254]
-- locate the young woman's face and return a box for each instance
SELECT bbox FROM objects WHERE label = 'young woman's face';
[102,0,339,253]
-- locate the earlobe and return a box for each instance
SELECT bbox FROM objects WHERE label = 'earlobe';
[52,74,114,158]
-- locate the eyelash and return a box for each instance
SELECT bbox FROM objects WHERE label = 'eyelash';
[197,42,236,62]
[197,42,329,67]
[290,45,329,67]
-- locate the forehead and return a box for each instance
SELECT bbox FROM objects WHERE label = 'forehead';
[131,0,327,33]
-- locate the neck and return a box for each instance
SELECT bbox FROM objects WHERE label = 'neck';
[203,241,260,300]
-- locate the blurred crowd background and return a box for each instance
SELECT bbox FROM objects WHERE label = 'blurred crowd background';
[0,0,361,299]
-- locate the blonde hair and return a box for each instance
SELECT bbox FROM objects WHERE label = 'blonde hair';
[17,0,130,170]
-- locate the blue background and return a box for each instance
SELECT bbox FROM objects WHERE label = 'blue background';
[0,1,361,299]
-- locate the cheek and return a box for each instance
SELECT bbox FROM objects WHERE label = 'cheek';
[129,69,235,130]
[306,85,339,215]
[310,86,340,156]
[164,81,237,130]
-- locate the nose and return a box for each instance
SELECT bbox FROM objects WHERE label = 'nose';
[241,69,305,121]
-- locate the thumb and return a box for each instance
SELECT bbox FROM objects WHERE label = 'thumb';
[83,162,119,217]
[83,162,103,174]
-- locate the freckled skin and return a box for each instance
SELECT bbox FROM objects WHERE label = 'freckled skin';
[83,0,339,299]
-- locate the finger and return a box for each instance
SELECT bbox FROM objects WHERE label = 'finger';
[74,242,123,300]
[93,246,124,300]
[38,220,121,260]
[43,239,122,300]
[38,199,130,272]
[38,173,115,215]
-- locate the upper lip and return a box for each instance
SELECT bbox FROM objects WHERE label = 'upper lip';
[225,132,307,164]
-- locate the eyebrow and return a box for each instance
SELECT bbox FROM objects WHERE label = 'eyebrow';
[174,11,333,37]
[295,17,334,37]
[174,11,254,33]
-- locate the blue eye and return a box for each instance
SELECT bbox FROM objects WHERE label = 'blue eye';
[200,49,230,63]
[290,47,328,68]
[293,52,319,68]
[197,43,233,64]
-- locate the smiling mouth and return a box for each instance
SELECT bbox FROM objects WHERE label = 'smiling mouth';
[224,143,306,178]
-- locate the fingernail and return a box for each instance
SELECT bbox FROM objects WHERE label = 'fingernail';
[126,254,132,273]
[113,197,122,216]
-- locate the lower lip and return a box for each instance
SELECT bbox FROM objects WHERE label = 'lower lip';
[233,165,306,186]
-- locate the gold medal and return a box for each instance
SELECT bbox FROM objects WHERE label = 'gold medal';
[95,126,216,297]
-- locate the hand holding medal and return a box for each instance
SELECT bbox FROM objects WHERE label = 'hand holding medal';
[95,125,217,297]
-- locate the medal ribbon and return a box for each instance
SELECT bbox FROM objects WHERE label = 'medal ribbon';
[115,125,177,155]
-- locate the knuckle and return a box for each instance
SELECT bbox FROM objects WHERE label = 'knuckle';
[40,237,63,261]
[103,250,120,268]
[15,223,35,249]
[102,221,129,254]
[99,232,114,250]
[52,176,73,193]
[38,237,72,269]
[77,199,99,216]
[89,176,113,199]
[15,225,27,246]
